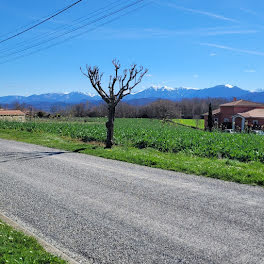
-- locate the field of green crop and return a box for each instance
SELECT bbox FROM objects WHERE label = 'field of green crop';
[173,119,204,129]
[0,118,264,163]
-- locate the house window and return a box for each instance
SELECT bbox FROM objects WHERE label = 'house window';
[253,120,259,125]
[224,118,229,122]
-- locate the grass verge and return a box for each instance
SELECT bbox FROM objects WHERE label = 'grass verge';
[0,219,66,263]
[173,119,204,129]
[0,129,263,187]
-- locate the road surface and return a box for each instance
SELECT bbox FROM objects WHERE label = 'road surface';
[0,138,263,264]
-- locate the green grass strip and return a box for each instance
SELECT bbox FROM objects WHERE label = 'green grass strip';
[173,119,204,129]
[0,220,66,263]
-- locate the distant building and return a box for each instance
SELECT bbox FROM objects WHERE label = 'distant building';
[203,98,264,131]
[0,109,26,122]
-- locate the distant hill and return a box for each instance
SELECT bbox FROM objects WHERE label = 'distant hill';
[125,84,250,101]
[0,92,101,111]
[0,84,257,111]
[241,91,264,102]
[0,92,100,105]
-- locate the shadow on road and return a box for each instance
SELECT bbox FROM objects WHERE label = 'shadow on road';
[0,151,65,163]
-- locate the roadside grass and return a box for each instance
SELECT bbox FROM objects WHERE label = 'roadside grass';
[173,119,204,129]
[0,129,263,187]
[0,220,66,264]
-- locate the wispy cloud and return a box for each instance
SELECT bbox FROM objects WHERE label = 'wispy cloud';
[210,53,217,56]
[144,27,257,37]
[202,29,258,36]
[143,27,257,37]
[244,69,256,73]
[240,8,258,16]
[161,3,238,23]
[200,43,264,56]
[92,26,258,40]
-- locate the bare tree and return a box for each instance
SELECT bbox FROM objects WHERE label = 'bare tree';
[81,59,148,148]
[12,101,26,111]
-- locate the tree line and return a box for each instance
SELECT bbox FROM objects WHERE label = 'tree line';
[30,97,226,120]
[4,96,227,120]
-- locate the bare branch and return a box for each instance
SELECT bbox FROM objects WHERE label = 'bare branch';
[80,66,110,103]
[81,60,147,107]
[112,59,121,75]
[106,59,122,102]
[115,65,148,106]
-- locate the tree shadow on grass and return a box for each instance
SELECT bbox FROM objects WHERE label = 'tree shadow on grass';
[0,151,65,163]
[73,148,87,153]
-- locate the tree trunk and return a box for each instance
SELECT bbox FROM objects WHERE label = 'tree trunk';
[208,103,213,132]
[105,105,115,148]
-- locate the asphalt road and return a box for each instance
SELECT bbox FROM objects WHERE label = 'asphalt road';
[0,138,263,264]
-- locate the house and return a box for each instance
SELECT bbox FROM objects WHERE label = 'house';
[203,98,264,131]
[0,109,26,122]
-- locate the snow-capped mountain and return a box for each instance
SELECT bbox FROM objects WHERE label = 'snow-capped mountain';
[0,92,101,111]
[127,86,188,100]
[0,92,100,105]
[125,84,250,101]
[0,84,258,110]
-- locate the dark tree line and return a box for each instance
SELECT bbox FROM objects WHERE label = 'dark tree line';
[49,97,227,120]
[4,97,227,121]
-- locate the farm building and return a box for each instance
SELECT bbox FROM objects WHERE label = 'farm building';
[203,99,264,131]
[0,109,26,122]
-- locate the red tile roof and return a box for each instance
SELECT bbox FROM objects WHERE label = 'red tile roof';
[203,108,220,116]
[0,110,25,116]
[220,99,264,107]
[237,109,264,119]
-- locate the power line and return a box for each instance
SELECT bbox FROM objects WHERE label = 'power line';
[0,0,144,60]
[0,1,87,40]
[0,0,84,44]
[0,1,148,65]
[0,0,123,55]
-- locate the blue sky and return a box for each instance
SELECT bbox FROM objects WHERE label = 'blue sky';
[0,0,264,96]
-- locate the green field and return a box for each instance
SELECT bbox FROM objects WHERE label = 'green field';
[0,118,264,186]
[0,220,66,263]
[0,118,263,162]
[173,119,205,129]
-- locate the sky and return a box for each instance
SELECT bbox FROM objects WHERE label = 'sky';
[0,0,264,96]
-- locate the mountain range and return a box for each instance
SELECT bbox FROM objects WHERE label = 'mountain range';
[1,84,264,111]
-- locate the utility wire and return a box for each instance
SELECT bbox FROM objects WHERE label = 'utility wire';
[0,2,148,66]
[0,1,86,40]
[0,0,144,60]
[0,0,98,40]
[0,0,123,54]
[0,2,148,65]
[0,0,84,44]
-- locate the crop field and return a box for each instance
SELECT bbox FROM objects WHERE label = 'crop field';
[173,119,204,129]
[0,118,264,163]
